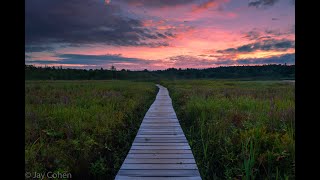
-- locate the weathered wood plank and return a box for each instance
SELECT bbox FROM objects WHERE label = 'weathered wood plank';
[117,170,200,177]
[138,130,183,132]
[123,158,196,164]
[136,135,186,138]
[131,146,191,150]
[139,127,182,129]
[138,129,183,133]
[142,121,178,123]
[116,176,202,180]
[137,133,184,135]
[143,117,178,120]
[141,123,180,126]
[134,139,188,143]
[128,149,193,154]
[134,136,187,140]
[127,154,194,158]
[137,133,185,136]
[132,143,189,146]
[121,164,198,170]
[134,137,186,140]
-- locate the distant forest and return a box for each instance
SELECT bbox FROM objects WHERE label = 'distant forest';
[25,64,295,80]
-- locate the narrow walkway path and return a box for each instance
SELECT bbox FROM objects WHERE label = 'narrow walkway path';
[115,85,201,179]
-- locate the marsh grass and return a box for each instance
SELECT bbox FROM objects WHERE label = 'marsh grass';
[162,80,295,180]
[25,80,157,179]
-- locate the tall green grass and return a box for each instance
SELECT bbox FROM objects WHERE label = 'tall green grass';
[25,80,157,179]
[162,80,295,180]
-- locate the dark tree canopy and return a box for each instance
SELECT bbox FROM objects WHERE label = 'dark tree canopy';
[25,64,295,81]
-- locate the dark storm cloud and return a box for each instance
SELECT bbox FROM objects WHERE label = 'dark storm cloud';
[25,46,55,52]
[26,54,147,65]
[237,53,295,64]
[25,0,172,48]
[118,0,196,8]
[248,0,279,8]
[218,39,295,53]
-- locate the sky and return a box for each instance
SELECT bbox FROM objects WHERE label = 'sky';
[25,0,295,70]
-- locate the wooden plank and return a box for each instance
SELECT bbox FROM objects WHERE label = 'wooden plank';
[142,121,178,123]
[140,126,181,128]
[139,125,181,127]
[128,149,193,154]
[123,158,196,164]
[140,125,180,127]
[140,125,181,127]
[117,170,200,177]
[115,176,202,180]
[142,120,180,125]
[136,135,186,138]
[138,129,183,133]
[138,129,183,131]
[140,126,181,129]
[139,126,181,128]
[146,115,176,117]
[146,112,176,114]
[127,154,194,158]
[142,121,179,123]
[121,164,198,170]
[134,139,188,143]
[143,117,178,120]
[135,136,187,142]
[137,133,184,135]
[138,130,183,132]
[138,129,182,131]
[137,133,184,136]
[146,113,176,115]
[131,146,191,150]
[141,121,181,127]
[132,143,189,146]
[147,109,174,111]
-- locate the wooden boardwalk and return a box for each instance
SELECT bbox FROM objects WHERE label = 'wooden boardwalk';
[115,85,201,179]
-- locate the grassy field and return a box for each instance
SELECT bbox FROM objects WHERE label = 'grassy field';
[162,80,295,180]
[25,80,157,179]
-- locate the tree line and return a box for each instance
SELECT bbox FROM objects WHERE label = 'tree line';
[25,64,295,80]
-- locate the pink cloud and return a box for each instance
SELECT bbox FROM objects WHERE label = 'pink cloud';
[192,0,229,13]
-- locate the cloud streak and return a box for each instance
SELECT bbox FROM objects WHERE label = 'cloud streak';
[26,54,148,65]
[118,0,196,8]
[248,0,279,8]
[217,39,295,54]
[163,53,294,68]
[236,53,294,64]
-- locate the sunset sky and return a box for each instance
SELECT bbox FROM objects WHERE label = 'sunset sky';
[25,0,295,70]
